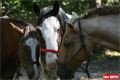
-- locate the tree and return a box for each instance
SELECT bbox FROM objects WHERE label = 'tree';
[2,0,119,24]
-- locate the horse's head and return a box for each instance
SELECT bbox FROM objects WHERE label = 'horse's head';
[57,12,89,79]
[19,25,40,80]
[33,1,60,78]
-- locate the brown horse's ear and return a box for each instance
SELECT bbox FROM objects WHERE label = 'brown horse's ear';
[33,2,40,16]
[67,23,75,32]
[10,22,24,35]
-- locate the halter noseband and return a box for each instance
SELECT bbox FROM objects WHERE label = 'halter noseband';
[40,48,58,54]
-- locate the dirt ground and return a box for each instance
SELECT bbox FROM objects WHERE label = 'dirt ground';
[74,56,120,80]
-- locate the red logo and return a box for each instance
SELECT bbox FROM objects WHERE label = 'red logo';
[103,74,120,80]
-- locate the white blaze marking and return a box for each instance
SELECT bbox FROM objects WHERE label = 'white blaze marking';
[25,37,38,62]
[37,17,60,64]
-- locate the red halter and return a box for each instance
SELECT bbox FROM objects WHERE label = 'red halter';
[40,48,58,54]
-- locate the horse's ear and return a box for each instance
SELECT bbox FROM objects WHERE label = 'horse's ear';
[72,12,79,18]
[50,1,59,16]
[67,23,75,32]
[33,2,40,16]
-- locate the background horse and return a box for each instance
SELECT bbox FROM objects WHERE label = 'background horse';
[0,16,27,79]
[57,5,120,79]
[14,25,41,80]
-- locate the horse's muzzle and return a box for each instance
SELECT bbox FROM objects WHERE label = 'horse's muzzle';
[46,62,57,71]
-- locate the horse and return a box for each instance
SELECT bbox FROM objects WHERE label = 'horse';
[57,5,120,79]
[0,16,27,79]
[32,1,72,79]
[13,24,41,80]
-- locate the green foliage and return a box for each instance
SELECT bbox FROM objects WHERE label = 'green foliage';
[2,0,35,24]
[2,0,120,24]
[2,0,89,24]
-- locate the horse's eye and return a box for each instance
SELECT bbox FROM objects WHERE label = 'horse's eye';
[64,42,72,47]
[57,29,60,33]
[57,29,59,31]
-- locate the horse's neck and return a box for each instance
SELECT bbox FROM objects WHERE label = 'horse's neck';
[81,14,120,51]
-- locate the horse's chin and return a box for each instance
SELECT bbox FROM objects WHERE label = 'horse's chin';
[57,64,74,79]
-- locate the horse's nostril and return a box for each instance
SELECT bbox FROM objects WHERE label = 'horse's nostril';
[56,59,58,63]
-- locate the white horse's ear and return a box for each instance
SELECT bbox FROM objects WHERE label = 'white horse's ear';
[72,12,79,18]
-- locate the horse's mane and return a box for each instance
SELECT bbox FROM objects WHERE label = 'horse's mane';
[81,5,120,19]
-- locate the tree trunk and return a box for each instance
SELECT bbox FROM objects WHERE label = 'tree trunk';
[96,0,102,7]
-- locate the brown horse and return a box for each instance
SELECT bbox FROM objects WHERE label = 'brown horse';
[0,16,31,79]
[57,5,120,79]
